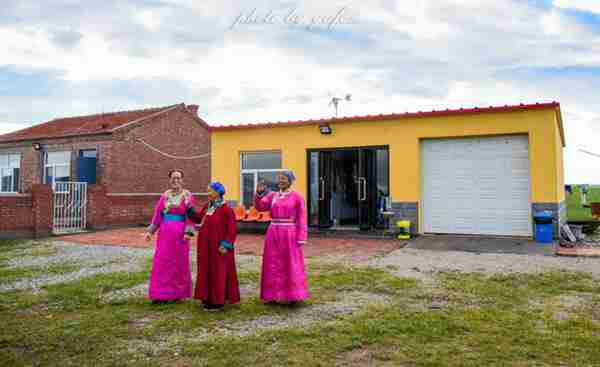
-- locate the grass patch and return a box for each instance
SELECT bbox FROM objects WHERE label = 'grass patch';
[177,299,600,367]
[0,239,31,252]
[441,270,600,309]
[567,185,600,222]
[0,241,57,267]
[0,263,82,285]
[310,263,419,294]
[2,252,600,366]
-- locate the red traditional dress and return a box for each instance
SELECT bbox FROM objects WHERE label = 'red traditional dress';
[188,199,240,306]
[255,190,309,302]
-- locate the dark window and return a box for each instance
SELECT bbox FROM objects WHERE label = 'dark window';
[80,149,97,158]
[242,173,255,208]
[0,154,21,192]
[241,152,281,170]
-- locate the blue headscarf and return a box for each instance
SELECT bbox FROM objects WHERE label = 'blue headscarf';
[281,171,296,183]
[209,182,226,197]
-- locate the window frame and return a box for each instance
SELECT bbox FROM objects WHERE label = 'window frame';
[239,151,285,208]
[43,151,72,191]
[0,153,21,193]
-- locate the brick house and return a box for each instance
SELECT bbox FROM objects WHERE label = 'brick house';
[0,103,211,238]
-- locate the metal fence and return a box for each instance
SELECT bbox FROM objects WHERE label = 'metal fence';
[53,182,87,234]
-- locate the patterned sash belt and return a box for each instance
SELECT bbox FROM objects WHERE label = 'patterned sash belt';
[163,214,186,222]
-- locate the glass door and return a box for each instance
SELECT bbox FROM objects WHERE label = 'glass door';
[308,151,333,228]
[358,148,377,231]
[318,151,333,228]
[309,147,388,230]
[358,147,389,230]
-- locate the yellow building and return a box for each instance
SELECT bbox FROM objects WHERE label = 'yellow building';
[211,102,565,238]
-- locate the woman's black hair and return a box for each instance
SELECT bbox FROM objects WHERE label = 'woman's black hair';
[168,170,184,178]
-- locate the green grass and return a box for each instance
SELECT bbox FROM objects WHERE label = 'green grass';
[0,263,82,285]
[567,185,600,222]
[2,241,600,366]
[175,271,600,367]
[0,240,57,267]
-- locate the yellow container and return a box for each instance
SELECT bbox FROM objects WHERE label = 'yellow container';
[397,220,411,240]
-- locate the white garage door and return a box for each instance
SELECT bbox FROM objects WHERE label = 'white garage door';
[422,135,532,236]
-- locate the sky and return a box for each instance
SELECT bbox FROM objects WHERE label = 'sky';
[0,0,599,183]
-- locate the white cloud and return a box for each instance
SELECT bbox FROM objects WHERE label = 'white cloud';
[0,0,600,183]
[553,0,600,14]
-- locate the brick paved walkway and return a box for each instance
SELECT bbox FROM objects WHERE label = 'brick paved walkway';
[57,227,405,261]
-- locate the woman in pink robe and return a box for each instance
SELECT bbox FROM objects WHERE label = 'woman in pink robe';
[144,170,194,304]
[255,171,309,304]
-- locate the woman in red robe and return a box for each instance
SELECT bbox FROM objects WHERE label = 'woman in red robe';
[187,182,240,311]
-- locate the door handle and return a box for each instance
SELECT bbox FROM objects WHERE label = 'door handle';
[358,177,367,201]
[361,178,367,201]
[319,178,325,201]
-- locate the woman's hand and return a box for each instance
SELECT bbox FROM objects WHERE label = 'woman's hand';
[183,190,192,208]
[256,181,266,194]
[144,232,153,242]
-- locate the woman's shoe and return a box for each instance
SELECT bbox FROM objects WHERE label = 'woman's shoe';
[203,303,224,312]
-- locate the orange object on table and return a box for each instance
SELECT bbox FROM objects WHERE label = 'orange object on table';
[257,211,272,222]
[243,206,260,222]
[234,205,247,221]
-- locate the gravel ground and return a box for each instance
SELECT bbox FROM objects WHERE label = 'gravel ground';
[101,279,259,304]
[128,291,390,357]
[368,247,600,279]
[0,242,152,293]
[0,263,145,293]
[197,291,389,339]
[7,241,153,269]
[1,239,265,296]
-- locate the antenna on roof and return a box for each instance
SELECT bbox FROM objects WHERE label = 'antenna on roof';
[328,92,352,117]
[580,149,600,158]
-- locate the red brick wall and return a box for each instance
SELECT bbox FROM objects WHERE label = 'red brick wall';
[106,106,211,194]
[87,184,109,229]
[0,185,53,239]
[30,184,53,237]
[107,195,158,226]
[86,185,208,229]
[0,195,34,237]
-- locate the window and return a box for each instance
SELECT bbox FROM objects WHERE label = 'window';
[0,154,21,193]
[44,151,71,188]
[240,152,284,208]
[79,149,97,158]
[242,152,282,170]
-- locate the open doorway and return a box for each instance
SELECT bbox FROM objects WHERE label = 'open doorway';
[308,146,389,231]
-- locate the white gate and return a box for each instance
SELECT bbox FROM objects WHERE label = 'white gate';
[53,182,88,234]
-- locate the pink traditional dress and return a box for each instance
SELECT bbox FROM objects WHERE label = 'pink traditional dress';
[255,190,309,302]
[147,189,194,301]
